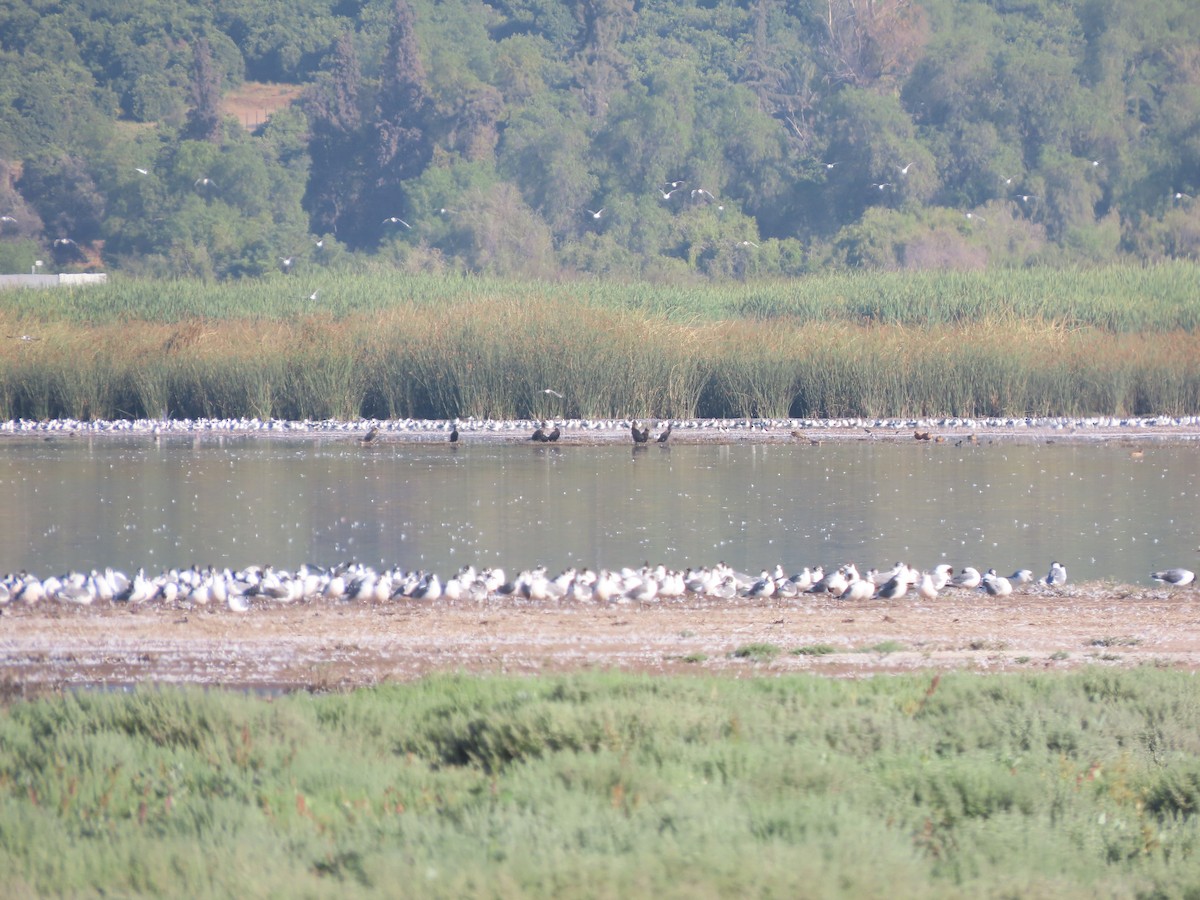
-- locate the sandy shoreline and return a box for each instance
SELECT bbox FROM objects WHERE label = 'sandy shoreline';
[3,584,1199,694]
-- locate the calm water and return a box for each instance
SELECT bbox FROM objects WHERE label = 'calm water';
[0,435,1195,585]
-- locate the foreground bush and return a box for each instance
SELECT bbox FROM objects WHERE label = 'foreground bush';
[2,669,1200,897]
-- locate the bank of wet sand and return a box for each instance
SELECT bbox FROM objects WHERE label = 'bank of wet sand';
[3,584,1199,694]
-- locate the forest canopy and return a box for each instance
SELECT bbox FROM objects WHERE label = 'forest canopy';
[1,0,1199,280]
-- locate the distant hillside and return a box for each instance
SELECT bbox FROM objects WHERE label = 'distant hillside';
[1,0,1199,279]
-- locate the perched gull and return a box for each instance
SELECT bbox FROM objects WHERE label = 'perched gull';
[1045,561,1068,587]
[950,566,982,589]
[981,571,1013,597]
[1151,568,1195,587]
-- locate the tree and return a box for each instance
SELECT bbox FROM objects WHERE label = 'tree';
[302,32,366,237]
[17,154,105,244]
[184,38,223,143]
[820,0,930,89]
[373,0,432,194]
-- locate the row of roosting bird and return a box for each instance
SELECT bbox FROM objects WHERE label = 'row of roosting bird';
[3,559,1193,612]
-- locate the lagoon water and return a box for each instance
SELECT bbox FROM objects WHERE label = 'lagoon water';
[0,435,1195,585]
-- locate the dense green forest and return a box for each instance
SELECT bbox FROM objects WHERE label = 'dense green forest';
[1,0,1199,280]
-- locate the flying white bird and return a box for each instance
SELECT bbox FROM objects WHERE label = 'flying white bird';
[382,217,411,228]
[586,208,604,219]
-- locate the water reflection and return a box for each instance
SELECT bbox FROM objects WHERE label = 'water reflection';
[0,436,1194,585]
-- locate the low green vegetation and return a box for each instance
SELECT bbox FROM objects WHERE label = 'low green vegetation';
[864,640,909,654]
[2,265,1199,422]
[792,644,839,656]
[729,642,781,661]
[3,669,1200,897]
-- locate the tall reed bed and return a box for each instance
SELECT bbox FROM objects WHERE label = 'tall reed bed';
[0,303,1197,420]
[3,670,1200,897]
[5,262,1200,331]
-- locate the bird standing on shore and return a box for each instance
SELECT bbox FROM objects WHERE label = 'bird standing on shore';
[951,567,982,589]
[1151,568,1195,586]
[358,426,379,445]
[1045,561,1068,587]
[631,422,650,444]
[656,422,672,443]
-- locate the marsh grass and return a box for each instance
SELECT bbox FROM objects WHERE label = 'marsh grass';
[730,642,782,661]
[3,670,1200,897]
[792,644,838,656]
[8,264,1200,331]
[2,266,1200,421]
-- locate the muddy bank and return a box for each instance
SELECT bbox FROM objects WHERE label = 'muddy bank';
[3,584,1199,694]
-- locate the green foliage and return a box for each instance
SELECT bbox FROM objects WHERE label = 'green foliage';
[1,265,1198,421]
[3,0,1200,277]
[3,670,1200,896]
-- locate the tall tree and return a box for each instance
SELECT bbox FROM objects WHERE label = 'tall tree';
[374,0,431,191]
[302,32,365,237]
[184,38,223,144]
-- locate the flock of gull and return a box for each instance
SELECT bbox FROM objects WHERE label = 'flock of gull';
[2,414,1194,613]
[1,559,1194,613]
[3,413,1200,441]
